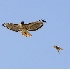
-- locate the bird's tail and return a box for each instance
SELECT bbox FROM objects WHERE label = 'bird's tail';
[21,29,32,37]
[60,48,63,50]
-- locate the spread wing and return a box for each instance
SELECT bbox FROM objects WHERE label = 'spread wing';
[2,23,23,32]
[27,21,45,31]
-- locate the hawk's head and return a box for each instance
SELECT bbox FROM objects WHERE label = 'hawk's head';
[21,21,24,25]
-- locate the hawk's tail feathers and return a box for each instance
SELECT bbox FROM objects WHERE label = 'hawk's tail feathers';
[60,48,63,50]
[21,30,32,37]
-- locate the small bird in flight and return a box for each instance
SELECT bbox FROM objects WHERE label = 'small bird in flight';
[53,45,63,54]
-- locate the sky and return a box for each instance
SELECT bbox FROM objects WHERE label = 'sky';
[0,0,70,69]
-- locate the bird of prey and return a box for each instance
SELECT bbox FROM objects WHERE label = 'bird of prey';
[53,45,63,54]
[2,19,46,37]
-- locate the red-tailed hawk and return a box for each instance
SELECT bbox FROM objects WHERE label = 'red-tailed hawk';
[53,45,63,54]
[2,19,46,37]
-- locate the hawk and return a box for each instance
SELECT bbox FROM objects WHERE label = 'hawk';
[2,19,46,37]
[53,45,63,54]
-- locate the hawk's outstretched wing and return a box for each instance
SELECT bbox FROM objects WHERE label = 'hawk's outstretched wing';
[2,23,23,32]
[27,20,45,31]
[2,19,46,37]
[20,19,46,31]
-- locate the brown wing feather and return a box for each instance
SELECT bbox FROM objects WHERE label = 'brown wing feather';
[2,23,23,32]
[27,21,44,31]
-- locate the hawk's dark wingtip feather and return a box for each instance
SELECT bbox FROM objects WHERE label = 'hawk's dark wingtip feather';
[2,23,5,27]
[41,19,47,23]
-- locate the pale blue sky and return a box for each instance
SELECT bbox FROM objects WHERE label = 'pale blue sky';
[0,0,70,69]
